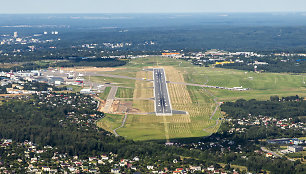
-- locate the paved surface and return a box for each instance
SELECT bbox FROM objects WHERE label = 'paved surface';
[89,73,248,91]
[261,147,283,158]
[153,68,172,116]
[43,69,248,91]
[85,72,153,82]
[102,86,118,113]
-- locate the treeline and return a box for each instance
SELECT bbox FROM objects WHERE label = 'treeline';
[220,96,306,120]
[22,81,66,91]
[217,55,306,73]
[0,95,214,163]
[0,58,127,72]
[0,95,304,173]
[55,58,127,67]
[219,61,306,73]
[0,62,49,72]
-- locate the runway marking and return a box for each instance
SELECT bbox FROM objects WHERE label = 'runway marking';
[153,68,172,116]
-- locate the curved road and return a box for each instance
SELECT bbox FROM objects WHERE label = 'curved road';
[113,113,128,137]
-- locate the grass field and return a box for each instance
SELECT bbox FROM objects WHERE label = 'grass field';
[99,87,111,100]
[115,88,134,98]
[89,76,136,88]
[132,71,155,113]
[183,66,306,101]
[96,114,124,133]
[64,85,83,92]
[95,56,306,141]
[100,65,221,141]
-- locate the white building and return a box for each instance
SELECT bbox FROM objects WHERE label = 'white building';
[288,145,303,153]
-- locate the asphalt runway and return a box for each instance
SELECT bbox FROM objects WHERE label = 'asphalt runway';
[153,68,172,116]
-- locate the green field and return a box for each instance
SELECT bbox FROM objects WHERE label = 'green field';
[94,56,306,141]
[89,76,136,88]
[99,87,111,100]
[64,85,83,92]
[97,114,124,133]
[115,88,134,98]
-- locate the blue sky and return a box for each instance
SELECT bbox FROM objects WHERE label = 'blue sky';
[1,0,306,13]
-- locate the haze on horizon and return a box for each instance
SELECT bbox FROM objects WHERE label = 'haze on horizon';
[1,0,306,14]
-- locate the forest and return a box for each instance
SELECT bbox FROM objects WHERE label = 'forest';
[220,96,306,120]
[0,58,127,72]
[218,57,306,73]
[0,94,305,173]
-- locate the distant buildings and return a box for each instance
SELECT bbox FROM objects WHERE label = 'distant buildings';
[288,145,304,153]
[80,88,95,94]
[13,32,18,38]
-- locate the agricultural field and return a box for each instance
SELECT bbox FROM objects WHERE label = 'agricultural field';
[95,56,306,141]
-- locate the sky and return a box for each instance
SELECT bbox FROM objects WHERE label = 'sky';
[1,0,306,14]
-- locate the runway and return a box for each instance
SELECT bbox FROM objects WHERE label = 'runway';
[153,68,172,116]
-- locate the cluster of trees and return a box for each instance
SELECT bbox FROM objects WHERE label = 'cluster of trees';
[0,58,126,72]
[218,56,306,73]
[21,81,66,91]
[0,63,49,72]
[0,94,211,161]
[0,94,304,173]
[220,96,306,119]
[220,61,306,73]
[55,58,127,67]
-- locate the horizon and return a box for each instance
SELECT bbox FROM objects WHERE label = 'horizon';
[1,0,306,14]
[1,12,306,15]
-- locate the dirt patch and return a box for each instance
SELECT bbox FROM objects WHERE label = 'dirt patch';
[93,95,106,112]
[62,67,125,72]
[111,100,137,113]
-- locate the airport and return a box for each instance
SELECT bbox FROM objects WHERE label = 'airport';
[153,68,172,116]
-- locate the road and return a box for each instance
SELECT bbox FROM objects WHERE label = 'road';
[261,147,283,158]
[85,73,248,91]
[113,113,128,137]
[102,86,118,113]
[153,68,172,116]
[202,87,221,132]
[41,69,248,91]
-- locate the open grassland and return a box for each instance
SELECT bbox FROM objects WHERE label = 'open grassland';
[132,100,155,113]
[148,57,305,101]
[112,66,220,141]
[117,114,166,140]
[132,71,154,113]
[115,88,134,98]
[89,76,135,88]
[183,66,306,101]
[64,85,83,92]
[133,71,154,99]
[99,87,111,100]
[97,56,306,141]
[96,114,124,133]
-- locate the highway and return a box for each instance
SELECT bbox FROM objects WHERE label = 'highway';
[153,68,172,116]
